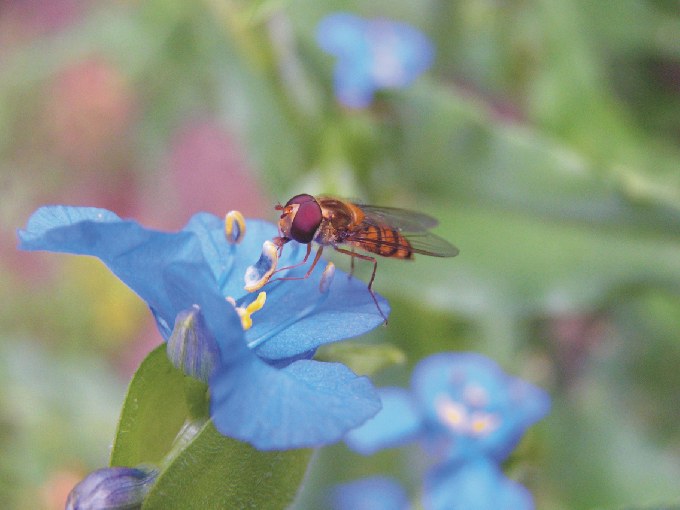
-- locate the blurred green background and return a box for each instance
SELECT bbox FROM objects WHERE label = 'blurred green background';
[2,0,680,508]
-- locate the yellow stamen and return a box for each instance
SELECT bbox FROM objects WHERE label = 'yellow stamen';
[435,395,467,430]
[470,412,499,436]
[225,210,246,244]
[226,292,267,330]
[241,292,267,330]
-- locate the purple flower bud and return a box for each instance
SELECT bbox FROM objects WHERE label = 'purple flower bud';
[65,465,158,510]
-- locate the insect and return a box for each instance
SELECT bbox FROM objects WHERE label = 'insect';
[272,194,459,322]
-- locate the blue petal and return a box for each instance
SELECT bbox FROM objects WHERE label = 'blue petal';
[424,459,534,510]
[331,476,409,510]
[18,206,121,243]
[17,206,245,354]
[18,206,198,333]
[180,212,239,288]
[486,379,551,462]
[333,60,377,108]
[344,387,421,455]
[246,256,389,362]
[210,357,381,450]
[317,13,370,59]
[367,19,434,88]
[154,260,247,364]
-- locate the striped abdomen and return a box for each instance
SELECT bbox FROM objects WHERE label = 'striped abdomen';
[353,225,413,259]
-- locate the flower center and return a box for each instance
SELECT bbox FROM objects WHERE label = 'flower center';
[435,394,500,438]
[220,212,336,345]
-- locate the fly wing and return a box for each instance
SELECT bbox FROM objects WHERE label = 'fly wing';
[348,204,459,257]
[350,230,460,257]
[354,204,439,231]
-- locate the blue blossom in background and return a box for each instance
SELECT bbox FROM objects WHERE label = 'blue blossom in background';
[344,352,550,510]
[331,462,535,510]
[317,12,434,108]
[425,458,535,510]
[18,206,388,450]
[331,476,409,510]
[346,352,550,463]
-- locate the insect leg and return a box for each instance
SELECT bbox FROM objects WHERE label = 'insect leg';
[332,246,387,324]
[271,243,312,276]
[349,246,356,277]
[271,246,324,283]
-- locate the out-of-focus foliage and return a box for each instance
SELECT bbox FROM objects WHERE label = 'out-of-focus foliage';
[2,0,680,509]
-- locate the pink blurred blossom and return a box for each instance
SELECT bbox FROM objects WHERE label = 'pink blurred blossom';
[40,468,85,510]
[42,57,136,168]
[0,0,87,50]
[151,119,270,228]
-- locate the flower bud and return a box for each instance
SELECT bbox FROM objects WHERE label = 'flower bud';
[65,465,158,510]
[167,305,221,383]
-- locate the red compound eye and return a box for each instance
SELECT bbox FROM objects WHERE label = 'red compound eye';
[286,194,322,244]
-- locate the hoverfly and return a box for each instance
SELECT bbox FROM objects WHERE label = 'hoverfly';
[272,194,459,322]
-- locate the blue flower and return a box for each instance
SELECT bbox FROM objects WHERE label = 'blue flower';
[344,353,548,510]
[425,458,535,510]
[317,13,435,108]
[331,476,409,510]
[330,463,535,510]
[345,352,550,464]
[66,465,158,510]
[18,206,388,450]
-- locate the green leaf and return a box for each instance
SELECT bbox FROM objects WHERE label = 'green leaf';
[615,507,680,510]
[110,344,193,467]
[142,421,312,510]
[316,342,406,376]
[545,382,680,509]
[614,506,680,510]
[390,81,680,230]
